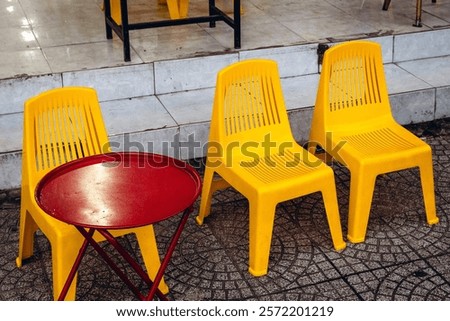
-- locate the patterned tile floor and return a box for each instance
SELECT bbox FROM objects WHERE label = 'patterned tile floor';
[1,118,449,301]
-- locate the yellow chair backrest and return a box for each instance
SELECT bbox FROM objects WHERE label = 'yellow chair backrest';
[209,59,294,158]
[22,87,109,186]
[315,41,393,133]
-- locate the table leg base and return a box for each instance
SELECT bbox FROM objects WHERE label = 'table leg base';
[58,208,192,301]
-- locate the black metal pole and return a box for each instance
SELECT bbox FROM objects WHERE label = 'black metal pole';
[209,0,216,28]
[382,0,391,10]
[104,0,113,39]
[121,0,131,61]
[234,0,241,49]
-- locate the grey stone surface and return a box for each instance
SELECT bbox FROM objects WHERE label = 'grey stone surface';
[1,118,449,301]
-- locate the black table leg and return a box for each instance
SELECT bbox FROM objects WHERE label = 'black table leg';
[234,0,241,49]
[104,0,113,39]
[60,208,193,301]
[120,0,131,61]
[414,0,423,27]
[209,0,216,28]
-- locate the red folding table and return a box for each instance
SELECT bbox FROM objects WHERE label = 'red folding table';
[35,152,202,300]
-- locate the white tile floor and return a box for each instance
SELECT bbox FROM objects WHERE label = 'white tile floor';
[0,0,449,78]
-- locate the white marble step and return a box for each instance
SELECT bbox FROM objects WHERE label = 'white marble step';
[0,30,449,190]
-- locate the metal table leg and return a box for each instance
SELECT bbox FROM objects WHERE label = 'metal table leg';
[58,207,192,301]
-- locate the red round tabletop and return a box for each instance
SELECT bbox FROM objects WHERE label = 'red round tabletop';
[35,152,202,229]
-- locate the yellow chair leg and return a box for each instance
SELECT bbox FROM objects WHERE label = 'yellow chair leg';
[166,0,190,19]
[419,156,439,225]
[165,0,180,19]
[321,175,347,251]
[16,207,38,268]
[196,167,216,225]
[110,0,122,25]
[107,0,192,24]
[347,172,377,244]
[248,200,276,277]
[52,236,85,300]
[134,227,169,294]
[197,168,230,225]
[196,167,214,225]
[178,0,190,18]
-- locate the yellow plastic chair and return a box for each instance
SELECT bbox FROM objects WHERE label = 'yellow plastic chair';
[107,1,240,23]
[165,0,190,19]
[106,0,189,24]
[111,0,122,24]
[308,40,439,243]
[196,59,346,277]
[17,87,169,300]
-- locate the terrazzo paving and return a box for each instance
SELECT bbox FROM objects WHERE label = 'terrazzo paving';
[1,119,449,301]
